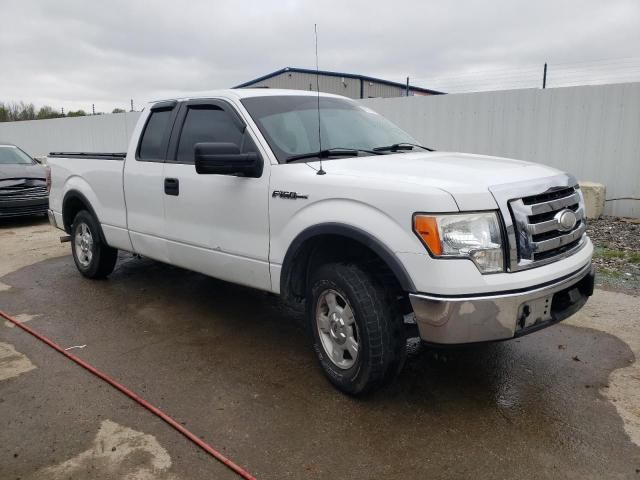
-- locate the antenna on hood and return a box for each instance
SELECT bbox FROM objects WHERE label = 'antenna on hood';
[314,24,326,176]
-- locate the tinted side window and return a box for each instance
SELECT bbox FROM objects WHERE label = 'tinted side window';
[138,109,172,160]
[176,106,245,163]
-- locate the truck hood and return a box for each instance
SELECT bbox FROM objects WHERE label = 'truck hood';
[320,151,565,210]
[0,163,46,181]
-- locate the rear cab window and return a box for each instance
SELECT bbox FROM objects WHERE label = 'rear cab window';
[137,101,177,161]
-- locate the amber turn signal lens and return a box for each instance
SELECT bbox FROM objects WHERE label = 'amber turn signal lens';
[414,215,442,255]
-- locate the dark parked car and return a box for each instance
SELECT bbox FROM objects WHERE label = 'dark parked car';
[0,143,49,218]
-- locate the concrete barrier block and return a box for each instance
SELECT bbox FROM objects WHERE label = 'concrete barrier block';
[579,181,606,219]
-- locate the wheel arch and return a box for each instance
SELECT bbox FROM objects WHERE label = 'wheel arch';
[62,190,107,243]
[280,223,416,304]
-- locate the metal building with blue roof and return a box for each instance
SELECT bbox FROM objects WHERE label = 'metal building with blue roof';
[234,67,443,99]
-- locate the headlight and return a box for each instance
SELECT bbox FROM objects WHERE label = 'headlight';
[413,212,504,273]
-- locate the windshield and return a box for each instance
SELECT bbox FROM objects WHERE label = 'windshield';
[0,146,34,165]
[241,95,417,163]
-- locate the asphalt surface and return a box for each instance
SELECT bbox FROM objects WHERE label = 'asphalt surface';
[1,218,639,479]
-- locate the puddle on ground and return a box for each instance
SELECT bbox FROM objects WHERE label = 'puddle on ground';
[568,290,640,448]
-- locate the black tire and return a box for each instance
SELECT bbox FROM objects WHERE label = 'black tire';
[307,263,406,395]
[71,210,118,279]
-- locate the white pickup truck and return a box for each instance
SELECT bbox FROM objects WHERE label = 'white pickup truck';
[47,89,594,395]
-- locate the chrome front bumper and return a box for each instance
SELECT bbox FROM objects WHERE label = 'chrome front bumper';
[409,262,595,344]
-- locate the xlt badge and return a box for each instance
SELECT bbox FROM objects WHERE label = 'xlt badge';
[272,190,309,200]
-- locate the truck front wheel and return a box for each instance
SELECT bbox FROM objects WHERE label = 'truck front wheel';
[71,210,118,279]
[307,263,406,395]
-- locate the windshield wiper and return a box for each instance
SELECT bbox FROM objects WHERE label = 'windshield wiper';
[285,147,383,163]
[373,142,435,152]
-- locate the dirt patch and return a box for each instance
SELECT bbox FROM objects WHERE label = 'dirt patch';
[0,217,68,279]
[0,342,36,381]
[32,420,177,480]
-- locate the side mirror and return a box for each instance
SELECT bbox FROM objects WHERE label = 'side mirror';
[194,142,263,177]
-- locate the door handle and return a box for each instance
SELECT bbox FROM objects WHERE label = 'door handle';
[164,178,179,196]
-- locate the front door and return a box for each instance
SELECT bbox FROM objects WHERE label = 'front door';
[162,99,271,290]
[124,101,178,261]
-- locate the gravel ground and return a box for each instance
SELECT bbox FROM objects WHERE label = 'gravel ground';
[586,216,640,293]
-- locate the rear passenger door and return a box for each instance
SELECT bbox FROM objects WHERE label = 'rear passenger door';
[124,101,178,261]
[162,99,271,290]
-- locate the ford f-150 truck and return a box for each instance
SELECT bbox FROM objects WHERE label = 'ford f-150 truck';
[47,89,594,395]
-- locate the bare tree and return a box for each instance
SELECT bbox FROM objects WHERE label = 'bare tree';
[0,101,38,121]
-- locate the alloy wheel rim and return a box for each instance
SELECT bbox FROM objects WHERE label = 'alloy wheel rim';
[316,289,359,369]
[75,222,93,267]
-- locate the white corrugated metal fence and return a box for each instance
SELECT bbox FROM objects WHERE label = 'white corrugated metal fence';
[0,82,638,216]
[0,112,141,157]
[361,82,640,217]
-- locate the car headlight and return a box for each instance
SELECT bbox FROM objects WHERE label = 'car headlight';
[413,212,504,273]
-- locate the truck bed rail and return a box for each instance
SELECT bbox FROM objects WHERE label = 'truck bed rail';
[48,152,126,161]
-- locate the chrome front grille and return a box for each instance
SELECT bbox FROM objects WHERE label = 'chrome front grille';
[510,186,586,264]
[489,174,588,272]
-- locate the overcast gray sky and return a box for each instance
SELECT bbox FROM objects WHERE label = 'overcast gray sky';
[2,0,639,112]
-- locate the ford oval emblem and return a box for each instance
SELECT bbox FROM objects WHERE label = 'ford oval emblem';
[555,209,578,231]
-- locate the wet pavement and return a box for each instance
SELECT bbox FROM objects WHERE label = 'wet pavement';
[1,219,640,479]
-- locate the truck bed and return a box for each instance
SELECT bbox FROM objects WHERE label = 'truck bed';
[47,151,129,249]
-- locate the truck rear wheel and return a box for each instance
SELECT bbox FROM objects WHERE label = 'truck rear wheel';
[71,210,118,279]
[307,263,406,395]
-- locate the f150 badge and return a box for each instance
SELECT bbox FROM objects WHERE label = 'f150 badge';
[272,190,309,200]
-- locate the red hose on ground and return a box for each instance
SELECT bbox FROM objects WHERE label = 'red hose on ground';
[0,309,256,480]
